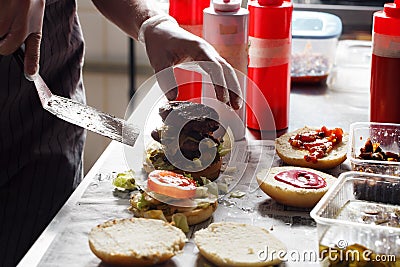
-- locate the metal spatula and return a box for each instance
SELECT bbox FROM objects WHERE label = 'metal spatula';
[13,48,140,147]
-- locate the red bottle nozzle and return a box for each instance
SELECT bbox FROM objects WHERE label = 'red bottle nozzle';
[213,0,241,12]
[384,0,400,18]
[258,0,284,6]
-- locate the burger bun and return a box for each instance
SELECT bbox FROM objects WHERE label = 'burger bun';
[88,218,186,266]
[256,166,337,208]
[194,222,286,267]
[275,126,348,170]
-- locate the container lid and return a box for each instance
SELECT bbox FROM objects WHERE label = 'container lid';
[292,11,342,39]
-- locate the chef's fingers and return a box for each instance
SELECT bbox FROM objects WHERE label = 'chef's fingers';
[219,59,243,110]
[154,64,179,101]
[0,26,27,55]
[0,1,16,48]
[198,60,229,106]
[0,19,12,44]
[195,43,242,110]
[0,2,27,55]
[24,32,41,76]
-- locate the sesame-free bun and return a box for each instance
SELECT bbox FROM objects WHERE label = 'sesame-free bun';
[194,222,286,267]
[88,218,186,266]
[256,167,337,208]
[275,126,348,170]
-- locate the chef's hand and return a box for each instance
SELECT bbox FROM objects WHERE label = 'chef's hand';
[140,16,242,110]
[0,0,45,76]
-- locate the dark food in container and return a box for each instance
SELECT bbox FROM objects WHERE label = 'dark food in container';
[353,175,400,205]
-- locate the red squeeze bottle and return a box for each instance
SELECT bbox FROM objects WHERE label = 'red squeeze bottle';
[246,0,293,131]
[169,0,210,102]
[370,0,400,123]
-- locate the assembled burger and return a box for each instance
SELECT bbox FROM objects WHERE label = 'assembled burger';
[129,170,218,231]
[144,101,227,181]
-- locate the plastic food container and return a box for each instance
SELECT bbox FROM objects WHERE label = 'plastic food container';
[327,40,372,93]
[311,172,400,266]
[349,122,400,176]
[291,11,342,84]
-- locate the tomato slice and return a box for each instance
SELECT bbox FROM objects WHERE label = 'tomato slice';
[147,170,197,199]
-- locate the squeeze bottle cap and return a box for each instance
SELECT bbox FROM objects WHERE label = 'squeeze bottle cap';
[212,0,241,12]
[384,0,400,18]
[169,0,210,25]
[258,0,284,6]
[374,0,400,35]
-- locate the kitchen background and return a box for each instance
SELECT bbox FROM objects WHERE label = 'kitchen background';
[78,0,384,174]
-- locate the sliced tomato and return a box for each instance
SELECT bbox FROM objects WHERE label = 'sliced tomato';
[147,170,197,199]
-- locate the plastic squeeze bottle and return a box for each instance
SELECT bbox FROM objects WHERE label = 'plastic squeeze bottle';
[246,0,293,131]
[370,0,400,123]
[202,0,248,140]
[169,0,210,102]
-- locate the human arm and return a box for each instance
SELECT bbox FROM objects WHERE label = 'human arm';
[91,0,242,109]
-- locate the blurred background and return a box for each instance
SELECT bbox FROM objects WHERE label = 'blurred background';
[78,0,385,174]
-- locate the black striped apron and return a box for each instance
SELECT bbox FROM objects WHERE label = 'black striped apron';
[0,1,86,266]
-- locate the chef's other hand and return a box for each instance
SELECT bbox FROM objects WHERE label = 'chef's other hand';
[139,15,242,110]
[0,0,45,76]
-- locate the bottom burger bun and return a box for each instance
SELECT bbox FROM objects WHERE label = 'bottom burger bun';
[129,191,217,226]
[88,218,186,266]
[256,166,337,208]
[194,222,286,267]
[143,141,222,181]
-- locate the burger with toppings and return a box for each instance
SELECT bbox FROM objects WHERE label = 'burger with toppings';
[144,101,230,181]
[129,170,218,232]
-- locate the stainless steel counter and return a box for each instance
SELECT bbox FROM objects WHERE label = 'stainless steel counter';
[18,79,369,267]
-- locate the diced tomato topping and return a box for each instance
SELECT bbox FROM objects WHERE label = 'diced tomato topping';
[289,126,343,163]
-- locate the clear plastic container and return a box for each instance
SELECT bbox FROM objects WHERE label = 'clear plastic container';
[311,171,400,266]
[349,122,400,176]
[327,40,372,93]
[291,11,342,83]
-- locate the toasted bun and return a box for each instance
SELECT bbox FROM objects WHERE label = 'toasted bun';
[256,167,337,208]
[275,126,348,169]
[182,202,218,225]
[194,222,286,267]
[88,218,186,266]
[130,191,217,226]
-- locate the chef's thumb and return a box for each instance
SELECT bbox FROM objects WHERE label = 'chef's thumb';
[24,0,45,76]
[24,32,41,76]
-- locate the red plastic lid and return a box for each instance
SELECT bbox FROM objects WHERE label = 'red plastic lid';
[169,0,210,25]
[248,0,293,39]
[374,1,400,36]
[384,0,400,17]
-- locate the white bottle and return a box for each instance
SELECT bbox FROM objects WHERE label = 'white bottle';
[203,0,249,141]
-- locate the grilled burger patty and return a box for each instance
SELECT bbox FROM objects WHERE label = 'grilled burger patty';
[146,101,223,181]
[159,101,220,133]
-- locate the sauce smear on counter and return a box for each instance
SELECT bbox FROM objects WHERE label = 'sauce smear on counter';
[274,170,326,189]
[289,126,343,163]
